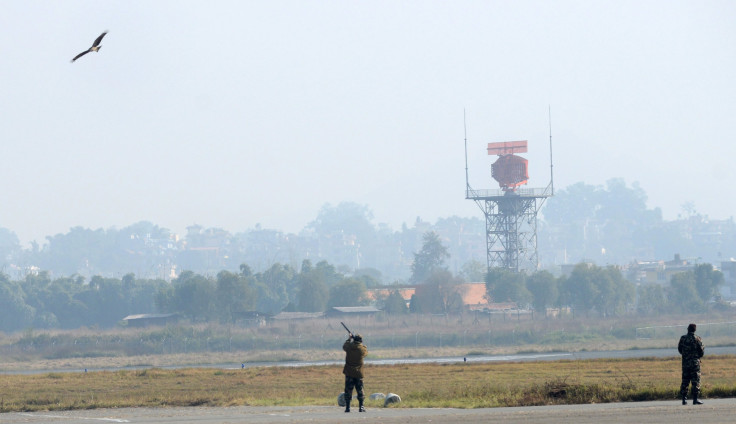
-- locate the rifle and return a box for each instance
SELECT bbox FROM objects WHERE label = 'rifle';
[340,321,354,339]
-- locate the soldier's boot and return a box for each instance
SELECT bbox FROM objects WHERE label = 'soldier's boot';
[359,399,365,412]
[345,398,351,412]
[693,389,703,405]
[681,393,687,405]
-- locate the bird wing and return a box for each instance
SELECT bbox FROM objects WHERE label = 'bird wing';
[71,49,90,62]
[92,31,108,47]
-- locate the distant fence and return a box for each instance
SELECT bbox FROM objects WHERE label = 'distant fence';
[4,310,676,360]
[0,328,534,357]
[0,310,565,358]
[635,321,736,340]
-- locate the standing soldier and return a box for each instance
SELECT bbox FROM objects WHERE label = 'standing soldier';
[678,323,705,405]
[343,333,368,413]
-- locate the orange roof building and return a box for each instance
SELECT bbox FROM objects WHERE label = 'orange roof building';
[457,282,489,310]
[366,282,493,311]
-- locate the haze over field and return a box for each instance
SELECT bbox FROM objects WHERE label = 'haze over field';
[1,1,734,247]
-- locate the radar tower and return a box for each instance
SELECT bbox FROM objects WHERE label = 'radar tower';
[465,118,554,272]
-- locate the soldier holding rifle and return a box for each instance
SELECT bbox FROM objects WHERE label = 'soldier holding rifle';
[341,322,367,413]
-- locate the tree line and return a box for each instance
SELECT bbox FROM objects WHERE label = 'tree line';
[0,232,447,332]
[485,262,725,317]
[0,230,726,334]
[0,179,734,283]
[0,271,166,332]
[155,260,389,323]
[0,259,398,333]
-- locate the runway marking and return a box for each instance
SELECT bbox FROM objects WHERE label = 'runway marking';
[20,413,129,422]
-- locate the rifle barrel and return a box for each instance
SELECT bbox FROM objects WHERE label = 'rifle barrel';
[340,322,353,336]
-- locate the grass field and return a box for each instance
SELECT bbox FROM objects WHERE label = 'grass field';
[1,355,735,412]
[3,316,736,373]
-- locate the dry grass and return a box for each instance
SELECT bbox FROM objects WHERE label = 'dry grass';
[1,355,735,412]
[3,311,736,372]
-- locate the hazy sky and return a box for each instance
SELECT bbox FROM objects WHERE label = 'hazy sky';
[1,1,734,246]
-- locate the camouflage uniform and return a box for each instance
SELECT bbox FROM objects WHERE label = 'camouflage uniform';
[343,336,367,412]
[678,328,705,404]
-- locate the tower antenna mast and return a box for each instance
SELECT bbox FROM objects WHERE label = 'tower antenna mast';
[464,109,471,191]
[548,105,554,196]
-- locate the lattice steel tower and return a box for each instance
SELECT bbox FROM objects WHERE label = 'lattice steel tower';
[465,127,554,273]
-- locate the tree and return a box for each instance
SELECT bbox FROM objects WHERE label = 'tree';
[0,274,35,332]
[410,231,450,284]
[239,263,253,277]
[301,259,313,274]
[122,273,135,290]
[540,179,668,265]
[83,275,128,327]
[110,222,173,275]
[637,284,668,315]
[327,278,368,307]
[525,271,558,316]
[693,263,724,303]
[253,263,295,314]
[486,268,530,306]
[216,270,256,323]
[409,293,422,313]
[0,228,21,267]
[459,259,487,282]
[595,266,635,317]
[560,264,600,315]
[41,276,88,329]
[557,263,633,317]
[37,227,107,276]
[353,268,383,287]
[308,202,376,242]
[171,271,215,321]
[155,284,175,314]
[382,290,408,315]
[411,269,464,314]
[126,276,168,316]
[666,265,723,313]
[312,260,344,288]
[296,273,329,312]
[668,272,704,313]
[308,202,377,268]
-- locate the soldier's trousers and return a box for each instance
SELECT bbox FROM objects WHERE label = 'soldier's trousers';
[680,366,701,397]
[344,376,365,403]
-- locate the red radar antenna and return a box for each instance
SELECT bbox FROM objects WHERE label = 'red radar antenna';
[487,140,529,192]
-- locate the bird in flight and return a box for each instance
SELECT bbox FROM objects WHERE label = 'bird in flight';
[71,31,108,63]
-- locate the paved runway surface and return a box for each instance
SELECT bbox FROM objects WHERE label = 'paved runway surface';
[4,399,736,424]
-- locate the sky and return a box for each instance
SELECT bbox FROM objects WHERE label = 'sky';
[1,1,735,247]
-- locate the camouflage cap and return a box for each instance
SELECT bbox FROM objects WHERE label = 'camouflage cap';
[353,333,363,342]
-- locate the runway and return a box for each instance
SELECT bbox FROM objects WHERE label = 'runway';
[4,346,736,376]
[4,399,736,423]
